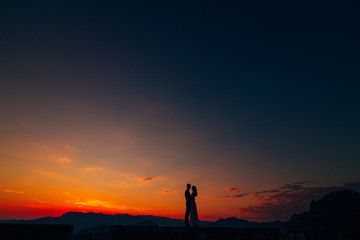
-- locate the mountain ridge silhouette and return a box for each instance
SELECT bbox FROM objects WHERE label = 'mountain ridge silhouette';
[4,211,283,233]
[3,190,360,240]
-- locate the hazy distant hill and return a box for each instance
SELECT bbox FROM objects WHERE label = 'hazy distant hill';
[5,212,184,232]
[4,211,280,233]
[285,190,360,240]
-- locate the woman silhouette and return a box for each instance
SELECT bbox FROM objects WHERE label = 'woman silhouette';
[190,186,199,227]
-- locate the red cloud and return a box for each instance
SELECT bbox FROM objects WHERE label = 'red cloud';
[163,189,172,194]
[138,176,161,183]
[226,187,242,192]
[140,177,152,183]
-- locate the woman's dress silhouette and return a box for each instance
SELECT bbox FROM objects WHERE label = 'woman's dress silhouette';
[190,186,199,227]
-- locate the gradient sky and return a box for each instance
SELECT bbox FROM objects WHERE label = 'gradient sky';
[1,1,360,222]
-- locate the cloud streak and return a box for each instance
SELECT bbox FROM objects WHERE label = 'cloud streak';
[84,167,104,171]
[226,186,242,193]
[72,199,127,210]
[57,156,72,163]
[137,176,161,183]
[217,186,245,198]
[217,194,245,199]
[163,188,172,194]
[237,180,360,221]
[3,189,24,194]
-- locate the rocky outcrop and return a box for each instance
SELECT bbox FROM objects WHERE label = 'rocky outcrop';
[285,190,360,240]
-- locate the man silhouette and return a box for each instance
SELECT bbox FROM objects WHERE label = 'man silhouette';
[185,183,191,227]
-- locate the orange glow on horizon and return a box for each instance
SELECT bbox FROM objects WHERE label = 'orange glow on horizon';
[0,139,306,222]
[0,200,189,220]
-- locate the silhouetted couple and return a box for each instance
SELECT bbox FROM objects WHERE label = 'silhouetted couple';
[185,183,199,227]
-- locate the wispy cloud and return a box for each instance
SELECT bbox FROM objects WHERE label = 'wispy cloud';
[64,192,128,210]
[226,186,242,193]
[3,189,24,194]
[217,194,245,199]
[29,143,79,163]
[84,167,104,171]
[72,199,127,210]
[138,177,153,183]
[217,186,245,198]
[57,156,72,163]
[114,173,163,186]
[61,144,80,154]
[238,180,360,221]
[163,188,172,194]
[137,176,161,183]
[120,173,135,177]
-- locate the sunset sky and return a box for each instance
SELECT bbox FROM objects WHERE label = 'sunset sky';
[1,1,360,222]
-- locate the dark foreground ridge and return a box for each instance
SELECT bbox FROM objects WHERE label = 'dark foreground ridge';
[0,224,304,240]
[107,225,304,240]
[0,224,73,240]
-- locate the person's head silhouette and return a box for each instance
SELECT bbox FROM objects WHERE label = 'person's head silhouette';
[192,186,197,197]
[187,183,191,189]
